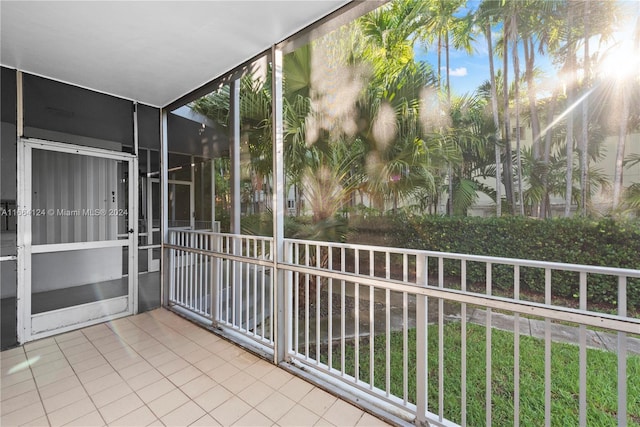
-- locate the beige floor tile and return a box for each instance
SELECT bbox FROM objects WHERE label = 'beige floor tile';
[54,330,85,344]
[208,395,252,426]
[278,376,315,402]
[260,366,294,389]
[128,338,159,353]
[228,352,260,370]
[98,392,144,424]
[70,355,109,373]
[42,384,89,413]
[322,399,364,427]
[236,380,274,407]
[180,374,217,399]
[1,354,28,374]
[126,368,164,391]
[111,405,158,427]
[314,418,337,427]
[31,357,71,378]
[193,354,225,373]
[355,412,389,426]
[83,371,126,395]
[167,365,202,387]
[220,370,256,394]
[65,347,102,364]
[146,350,178,367]
[256,391,296,422]
[170,341,201,357]
[0,389,41,415]
[76,363,115,384]
[179,348,211,365]
[136,377,176,403]
[0,377,36,401]
[190,413,222,426]
[24,337,57,352]
[206,362,240,383]
[1,347,25,359]
[48,396,97,426]
[56,335,89,351]
[299,388,338,417]
[232,408,274,427]
[26,344,63,359]
[147,388,189,418]
[28,350,66,368]
[82,324,113,340]
[135,344,167,360]
[156,357,190,376]
[216,345,244,362]
[1,369,33,388]
[277,404,321,426]
[161,401,206,426]
[0,401,46,426]
[193,384,233,412]
[34,366,76,388]
[23,415,49,426]
[62,410,105,426]
[91,381,134,408]
[118,359,154,380]
[38,375,82,399]
[108,353,145,371]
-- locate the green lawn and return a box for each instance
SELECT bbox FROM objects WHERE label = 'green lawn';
[322,323,640,426]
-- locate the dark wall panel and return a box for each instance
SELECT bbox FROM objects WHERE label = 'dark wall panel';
[23,73,134,147]
[138,104,160,150]
[1,67,17,124]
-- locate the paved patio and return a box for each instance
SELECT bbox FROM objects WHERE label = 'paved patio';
[1,309,389,427]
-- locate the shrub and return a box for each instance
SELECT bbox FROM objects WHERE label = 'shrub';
[368,215,640,307]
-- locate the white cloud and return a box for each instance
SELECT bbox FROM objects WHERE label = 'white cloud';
[449,67,468,77]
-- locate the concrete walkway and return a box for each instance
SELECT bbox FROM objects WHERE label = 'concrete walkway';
[299,292,640,355]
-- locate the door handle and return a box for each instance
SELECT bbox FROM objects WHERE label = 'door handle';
[128,228,134,234]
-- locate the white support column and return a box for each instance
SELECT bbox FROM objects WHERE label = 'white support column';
[160,109,170,307]
[230,79,242,326]
[190,155,195,229]
[272,46,286,363]
[230,81,241,235]
[130,103,139,313]
[16,71,27,343]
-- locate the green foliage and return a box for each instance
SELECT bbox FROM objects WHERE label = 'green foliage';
[386,215,640,307]
[330,323,640,426]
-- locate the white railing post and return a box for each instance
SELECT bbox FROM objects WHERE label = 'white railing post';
[415,253,428,426]
[210,233,220,324]
[272,45,286,364]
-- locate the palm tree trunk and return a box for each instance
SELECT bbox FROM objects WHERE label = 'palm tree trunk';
[565,6,575,218]
[541,88,558,218]
[512,20,524,216]
[503,36,515,214]
[486,23,502,217]
[580,0,590,216]
[612,89,629,208]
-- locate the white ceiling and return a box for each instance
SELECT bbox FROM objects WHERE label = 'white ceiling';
[1,0,349,107]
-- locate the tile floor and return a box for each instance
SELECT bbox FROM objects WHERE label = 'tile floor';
[1,308,390,427]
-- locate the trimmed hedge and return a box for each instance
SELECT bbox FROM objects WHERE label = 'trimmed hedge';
[383,215,640,308]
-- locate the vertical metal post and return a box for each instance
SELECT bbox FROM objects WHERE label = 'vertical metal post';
[160,109,170,307]
[617,276,627,426]
[16,71,26,344]
[131,103,139,314]
[230,79,242,327]
[272,46,286,364]
[211,159,216,229]
[415,254,428,426]
[190,155,195,229]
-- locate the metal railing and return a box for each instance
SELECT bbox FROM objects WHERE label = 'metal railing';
[167,229,274,348]
[167,231,640,426]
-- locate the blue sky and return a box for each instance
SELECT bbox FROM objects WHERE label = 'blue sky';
[413,35,558,97]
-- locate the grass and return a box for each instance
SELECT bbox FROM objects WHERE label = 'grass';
[319,322,640,426]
